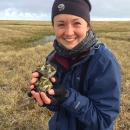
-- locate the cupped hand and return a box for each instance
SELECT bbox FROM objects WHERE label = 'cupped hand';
[30,76,56,106]
[30,72,39,89]
[31,91,52,106]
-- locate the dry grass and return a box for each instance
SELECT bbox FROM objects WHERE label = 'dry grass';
[0,20,130,130]
[0,42,54,130]
[0,20,53,49]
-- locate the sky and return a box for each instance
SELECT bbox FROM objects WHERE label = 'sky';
[0,0,130,21]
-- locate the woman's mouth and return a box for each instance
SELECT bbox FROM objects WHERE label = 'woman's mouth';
[64,38,76,42]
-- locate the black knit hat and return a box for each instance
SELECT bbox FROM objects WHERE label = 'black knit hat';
[51,0,92,25]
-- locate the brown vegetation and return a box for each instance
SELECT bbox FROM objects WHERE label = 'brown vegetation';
[0,20,130,130]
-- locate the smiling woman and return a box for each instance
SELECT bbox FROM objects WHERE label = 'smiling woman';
[53,14,90,50]
[29,0,122,130]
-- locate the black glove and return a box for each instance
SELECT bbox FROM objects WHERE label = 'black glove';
[47,78,67,106]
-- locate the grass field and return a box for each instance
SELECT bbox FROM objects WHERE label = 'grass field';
[0,20,130,130]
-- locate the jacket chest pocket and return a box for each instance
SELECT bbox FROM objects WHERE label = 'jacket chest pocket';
[62,71,81,91]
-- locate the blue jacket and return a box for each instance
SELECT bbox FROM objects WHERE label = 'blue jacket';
[46,43,121,130]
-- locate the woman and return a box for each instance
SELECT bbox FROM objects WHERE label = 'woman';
[30,0,121,129]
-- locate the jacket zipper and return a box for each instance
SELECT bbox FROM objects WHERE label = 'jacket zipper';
[55,112,59,130]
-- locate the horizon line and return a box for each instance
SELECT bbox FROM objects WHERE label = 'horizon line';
[0,18,130,21]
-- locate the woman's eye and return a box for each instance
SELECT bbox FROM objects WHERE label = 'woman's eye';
[58,24,65,27]
[74,22,81,25]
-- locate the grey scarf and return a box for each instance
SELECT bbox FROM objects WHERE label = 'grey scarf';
[53,30,97,58]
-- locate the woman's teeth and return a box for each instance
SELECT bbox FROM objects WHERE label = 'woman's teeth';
[65,38,75,41]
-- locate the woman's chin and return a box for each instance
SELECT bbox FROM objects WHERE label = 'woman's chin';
[64,45,75,50]
[63,42,78,50]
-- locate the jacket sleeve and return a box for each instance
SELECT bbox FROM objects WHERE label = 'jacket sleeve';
[61,57,121,129]
[46,104,60,112]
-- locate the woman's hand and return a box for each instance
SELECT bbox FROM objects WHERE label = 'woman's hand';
[29,73,67,106]
[29,74,56,106]
[30,72,39,90]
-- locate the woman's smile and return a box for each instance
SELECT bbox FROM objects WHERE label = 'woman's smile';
[64,38,76,42]
[53,14,90,49]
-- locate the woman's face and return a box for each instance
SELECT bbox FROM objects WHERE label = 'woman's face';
[53,14,90,49]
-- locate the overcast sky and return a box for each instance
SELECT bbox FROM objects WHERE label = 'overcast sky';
[0,0,130,21]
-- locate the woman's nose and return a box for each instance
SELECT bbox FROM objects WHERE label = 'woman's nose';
[64,24,74,36]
